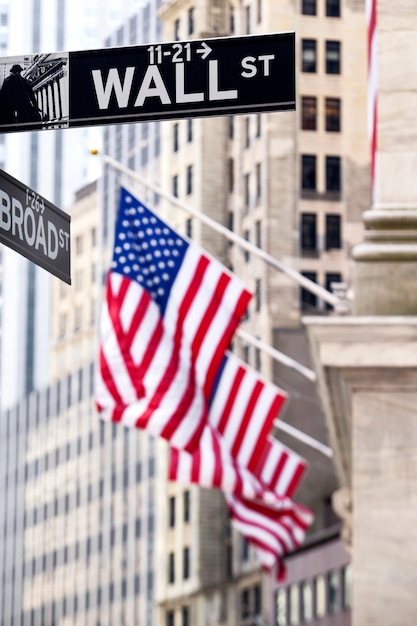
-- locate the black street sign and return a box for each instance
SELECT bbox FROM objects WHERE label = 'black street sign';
[0,32,295,133]
[0,169,71,283]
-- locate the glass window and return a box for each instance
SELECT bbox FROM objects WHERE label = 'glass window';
[257,0,262,22]
[188,7,195,35]
[172,175,179,197]
[325,214,342,249]
[326,272,342,309]
[183,546,190,579]
[166,610,174,626]
[326,156,342,192]
[326,0,341,17]
[186,165,193,195]
[187,118,193,142]
[315,575,326,618]
[276,588,288,626]
[342,564,352,609]
[302,39,317,72]
[173,123,179,152]
[326,41,341,74]
[302,0,316,15]
[255,278,261,312]
[168,552,175,583]
[228,158,234,192]
[256,162,261,201]
[182,606,190,626]
[301,154,317,190]
[328,570,340,613]
[174,18,180,40]
[246,5,251,33]
[326,97,341,131]
[184,490,190,522]
[254,584,262,614]
[301,213,317,251]
[302,96,317,130]
[241,588,250,618]
[169,496,175,527]
[300,272,317,311]
[301,581,313,622]
[244,173,250,209]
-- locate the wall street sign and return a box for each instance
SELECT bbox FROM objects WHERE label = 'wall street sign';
[0,169,71,283]
[0,32,295,133]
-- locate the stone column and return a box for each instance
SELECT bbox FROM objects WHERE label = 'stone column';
[304,2,417,624]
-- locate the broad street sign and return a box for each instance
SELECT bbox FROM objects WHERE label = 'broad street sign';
[0,169,71,283]
[0,32,295,133]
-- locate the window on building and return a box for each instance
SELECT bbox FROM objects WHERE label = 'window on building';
[325,214,342,249]
[255,346,261,371]
[169,496,175,527]
[326,272,342,309]
[326,0,341,17]
[184,490,190,522]
[255,220,261,248]
[58,313,66,338]
[257,0,262,23]
[256,113,261,137]
[229,115,234,139]
[326,97,341,131]
[326,156,342,192]
[244,173,250,209]
[186,165,193,195]
[230,5,235,33]
[256,162,261,202]
[245,116,250,147]
[326,40,341,74]
[254,585,262,615]
[187,118,193,142]
[244,230,250,263]
[246,5,251,33]
[188,7,195,35]
[183,546,190,579]
[228,158,234,192]
[186,218,192,239]
[301,154,317,190]
[168,552,175,583]
[241,588,250,618]
[302,0,316,15]
[174,18,180,40]
[182,606,190,626]
[302,96,317,130]
[300,271,317,311]
[172,174,179,197]
[302,39,317,72]
[301,213,317,251]
[91,226,96,247]
[166,610,175,626]
[173,123,179,152]
[255,278,261,311]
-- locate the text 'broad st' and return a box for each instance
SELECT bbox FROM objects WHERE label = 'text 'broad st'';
[0,169,71,283]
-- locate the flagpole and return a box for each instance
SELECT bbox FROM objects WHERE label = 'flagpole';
[99,154,347,311]
[236,328,316,382]
[274,419,333,458]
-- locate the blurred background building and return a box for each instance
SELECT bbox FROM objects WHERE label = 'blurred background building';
[0,0,371,623]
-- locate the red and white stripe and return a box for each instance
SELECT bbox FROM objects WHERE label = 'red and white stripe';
[209,352,287,473]
[96,247,251,451]
[225,492,314,580]
[366,0,377,203]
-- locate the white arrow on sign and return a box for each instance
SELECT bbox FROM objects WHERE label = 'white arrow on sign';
[196,41,212,60]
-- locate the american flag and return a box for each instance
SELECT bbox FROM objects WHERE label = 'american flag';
[96,188,251,451]
[225,492,313,581]
[168,353,313,576]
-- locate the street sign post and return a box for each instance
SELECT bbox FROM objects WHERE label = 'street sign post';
[0,32,295,133]
[0,169,71,283]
